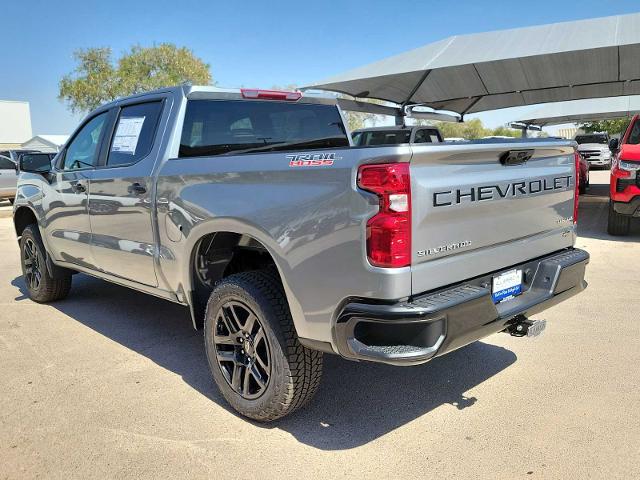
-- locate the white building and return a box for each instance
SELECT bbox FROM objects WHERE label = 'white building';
[21,135,69,152]
[0,100,32,148]
[558,127,579,139]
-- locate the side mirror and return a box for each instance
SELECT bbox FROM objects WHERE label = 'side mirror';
[19,153,53,175]
[609,138,620,153]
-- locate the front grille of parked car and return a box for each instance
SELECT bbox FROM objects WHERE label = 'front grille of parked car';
[581,150,601,159]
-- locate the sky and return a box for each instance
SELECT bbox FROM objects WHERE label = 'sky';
[2,0,640,136]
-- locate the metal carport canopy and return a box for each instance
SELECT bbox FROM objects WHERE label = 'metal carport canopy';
[514,95,640,126]
[306,13,640,116]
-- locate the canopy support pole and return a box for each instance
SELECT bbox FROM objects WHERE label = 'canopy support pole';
[396,70,433,126]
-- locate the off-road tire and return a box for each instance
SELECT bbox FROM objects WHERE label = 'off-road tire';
[607,201,631,236]
[20,225,72,302]
[204,270,323,421]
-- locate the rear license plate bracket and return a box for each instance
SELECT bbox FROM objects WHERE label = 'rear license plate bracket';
[492,269,523,303]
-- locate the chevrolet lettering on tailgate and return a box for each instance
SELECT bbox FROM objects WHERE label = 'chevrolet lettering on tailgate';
[433,176,573,207]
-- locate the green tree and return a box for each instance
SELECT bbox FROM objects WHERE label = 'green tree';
[491,126,521,138]
[579,118,630,136]
[434,120,529,139]
[435,118,491,139]
[59,44,212,113]
[345,111,377,131]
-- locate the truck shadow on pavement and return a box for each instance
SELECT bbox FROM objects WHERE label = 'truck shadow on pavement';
[11,274,516,450]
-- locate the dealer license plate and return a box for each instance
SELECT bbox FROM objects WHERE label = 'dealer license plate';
[492,269,522,303]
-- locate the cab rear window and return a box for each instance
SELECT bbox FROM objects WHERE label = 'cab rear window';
[354,130,411,146]
[179,100,349,157]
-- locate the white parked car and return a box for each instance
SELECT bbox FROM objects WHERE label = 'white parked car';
[575,133,611,169]
[0,155,17,204]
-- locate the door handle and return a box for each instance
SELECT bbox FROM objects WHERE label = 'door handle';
[128,182,147,195]
[71,183,86,193]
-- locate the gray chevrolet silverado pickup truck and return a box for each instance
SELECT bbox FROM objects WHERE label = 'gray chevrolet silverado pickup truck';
[13,86,589,421]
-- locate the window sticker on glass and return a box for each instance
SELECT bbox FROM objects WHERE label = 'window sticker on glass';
[112,116,146,154]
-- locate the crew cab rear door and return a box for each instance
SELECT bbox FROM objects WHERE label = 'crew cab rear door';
[410,141,576,295]
[88,98,168,287]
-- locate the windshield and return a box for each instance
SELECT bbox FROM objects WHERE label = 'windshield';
[628,120,640,145]
[575,134,608,144]
[179,100,349,157]
[354,130,411,146]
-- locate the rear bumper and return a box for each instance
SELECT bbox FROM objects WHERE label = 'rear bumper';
[334,248,589,366]
[613,197,640,217]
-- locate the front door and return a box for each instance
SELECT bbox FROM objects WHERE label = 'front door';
[42,112,109,268]
[88,100,165,287]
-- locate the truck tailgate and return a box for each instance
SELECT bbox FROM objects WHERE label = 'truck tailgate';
[410,141,576,295]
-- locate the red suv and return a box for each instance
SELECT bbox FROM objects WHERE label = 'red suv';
[608,114,640,235]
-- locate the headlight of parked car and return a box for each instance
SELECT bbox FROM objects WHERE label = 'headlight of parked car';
[619,159,640,171]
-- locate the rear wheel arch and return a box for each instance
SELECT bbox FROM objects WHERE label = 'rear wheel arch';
[186,229,298,330]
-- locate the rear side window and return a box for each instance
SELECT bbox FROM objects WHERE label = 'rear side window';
[108,101,163,166]
[179,100,349,157]
[356,130,411,146]
[414,129,442,144]
[0,156,14,170]
[628,121,640,145]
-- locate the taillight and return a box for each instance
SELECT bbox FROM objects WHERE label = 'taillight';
[574,151,580,224]
[357,163,411,268]
[240,88,302,101]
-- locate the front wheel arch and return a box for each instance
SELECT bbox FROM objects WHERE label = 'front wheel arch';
[13,206,38,238]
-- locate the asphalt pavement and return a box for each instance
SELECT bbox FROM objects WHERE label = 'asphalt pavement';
[1,171,639,479]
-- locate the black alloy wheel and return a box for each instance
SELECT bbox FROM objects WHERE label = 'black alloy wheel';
[23,237,42,291]
[204,270,323,421]
[213,300,271,399]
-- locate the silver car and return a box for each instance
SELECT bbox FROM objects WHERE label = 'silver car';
[0,155,17,203]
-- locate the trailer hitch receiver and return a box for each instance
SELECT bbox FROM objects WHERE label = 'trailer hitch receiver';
[506,316,547,337]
